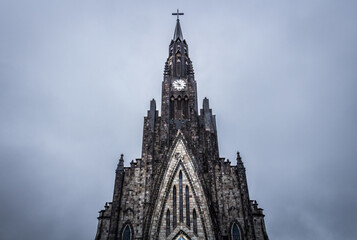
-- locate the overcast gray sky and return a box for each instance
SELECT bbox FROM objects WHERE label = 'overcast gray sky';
[1,0,356,239]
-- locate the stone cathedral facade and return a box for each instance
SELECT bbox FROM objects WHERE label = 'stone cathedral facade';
[95,15,269,240]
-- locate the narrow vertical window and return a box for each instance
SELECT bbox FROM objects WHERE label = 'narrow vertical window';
[170,96,174,119]
[232,223,241,240]
[185,185,190,227]
[183,96,188,118]
[176,58,181,77]
[177,96,182,119]
[173,186,177,227]
[166,209,170,237]
[123,224,131,240]
[177,96,182,110]
[193,209,197,234]
[179,171,183,222]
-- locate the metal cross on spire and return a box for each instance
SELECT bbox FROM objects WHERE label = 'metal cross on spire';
[172,9,184,20]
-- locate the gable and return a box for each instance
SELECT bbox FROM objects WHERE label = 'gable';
[149,132,214,239]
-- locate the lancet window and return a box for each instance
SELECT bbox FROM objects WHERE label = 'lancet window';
[170,96,175,119]
[193,209,197,234]
[185,185,190,226]
[183,96,189,118]
[179,171,183,222]
[122,224,131,240]
[173,185,177,227]
[166,209,170,237]
[177,96,182,111]
[176,57,181,77]
[232,223,241,240]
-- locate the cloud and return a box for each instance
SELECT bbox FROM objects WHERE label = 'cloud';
[0,1,356,239]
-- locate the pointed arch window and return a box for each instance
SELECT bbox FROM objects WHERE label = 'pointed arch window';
[193,209,197,234]
[183,96,189,118]
[170,96,175,119]
[173,185,177,227]
[166,209,170,237]
[185,185,190,227]
[179,171,183,222]
[232,223,241,240]
[177,96,182,111]
[176,57,181,77]
[122,224,131,240]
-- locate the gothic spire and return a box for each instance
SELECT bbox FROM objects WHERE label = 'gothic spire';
[173,19,184,41]
[172,9,184,41]
[237,151,245,169]
[116,154,124,172]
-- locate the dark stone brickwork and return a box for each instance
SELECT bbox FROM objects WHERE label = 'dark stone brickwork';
[95,18,269,240]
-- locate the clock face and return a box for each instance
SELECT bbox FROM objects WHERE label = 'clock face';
[172,79,186,91]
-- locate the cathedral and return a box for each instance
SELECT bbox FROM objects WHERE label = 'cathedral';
[95,12,269,240]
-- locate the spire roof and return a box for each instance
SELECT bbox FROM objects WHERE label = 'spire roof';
[237,151,245,169]
[117,154,124,171]
[173,19,184,41]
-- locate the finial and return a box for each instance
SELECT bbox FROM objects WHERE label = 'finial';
[237,151,245,169]
[172,9,184,20]
[117,154,124,171]
[203,97,209,109]
[150,98,156,111]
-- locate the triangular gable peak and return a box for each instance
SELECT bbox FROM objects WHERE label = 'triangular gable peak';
[149,131,214,239]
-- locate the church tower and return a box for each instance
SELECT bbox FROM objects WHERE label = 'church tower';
[95,11,269,240]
